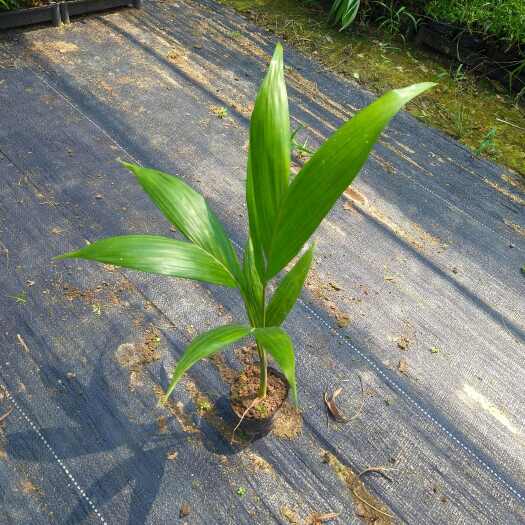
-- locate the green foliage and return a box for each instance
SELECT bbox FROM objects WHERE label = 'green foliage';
[329,0,361,31]
[57,43,433,405]
[57,235,238,287]
[475,127,498,156]
[375,0,420,43]
[247,43,290,274]
[0,0,21,10]
[123,163,242,282]
[164,324,251,400]
[426,0,525,46]
[266,245,314,327]
[264,81,433,279]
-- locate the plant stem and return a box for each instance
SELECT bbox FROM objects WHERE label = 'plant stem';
[257,344,268,398]
[257,285,268,399]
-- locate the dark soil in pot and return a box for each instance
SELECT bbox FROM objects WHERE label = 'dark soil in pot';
[230,365,289,439]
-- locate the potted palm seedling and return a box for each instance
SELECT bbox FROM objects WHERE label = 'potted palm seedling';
[57,43,433,435]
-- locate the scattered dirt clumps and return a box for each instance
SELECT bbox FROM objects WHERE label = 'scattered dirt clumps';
[396,336,410,351]
[397,359,409,375]
[335,312,351,328]
[281,506,301,524]
[20,478,41,495]
[321,451,394,524]
[157,415,168,434]
[179,503,191,518]
[153,385,199,434]
[306,512,339,524]
[115,327,162,390]
[234,344,258,367]
[61,277,133,309]
[30,40,79,62]
[272,402,303,439]
[230,365,288,421]
[503,219,525,237]
[115,327,162,370]
[305,270,355,329]
[209,353,237,385]
[242,450,274,474]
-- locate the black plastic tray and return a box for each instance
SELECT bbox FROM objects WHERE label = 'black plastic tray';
[60,0,140,24]
[0,3,60,29]
[0,0,140,30]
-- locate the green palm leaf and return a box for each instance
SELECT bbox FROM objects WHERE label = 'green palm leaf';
[56,235,237,287]
[266,244,314,327]
[163,324,297,405]
[122,162,241,282]
[265,82,435,279]
[247,42,290,275]
[164,324,251,401]
[241,237,264,326]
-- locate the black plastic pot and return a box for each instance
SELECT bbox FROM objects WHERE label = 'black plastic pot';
[229,366,289,440]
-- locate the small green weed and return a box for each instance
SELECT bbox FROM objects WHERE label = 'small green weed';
[255,403,269,417]
[290,125,315,159]
[227,30,242,39]
[451,105,468,138]
[8,291,27,304]
[475,128,498,156]
[375,0,420,44]
[196,399,212,413]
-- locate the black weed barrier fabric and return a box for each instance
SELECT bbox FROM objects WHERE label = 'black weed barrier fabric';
[0,1,524,523]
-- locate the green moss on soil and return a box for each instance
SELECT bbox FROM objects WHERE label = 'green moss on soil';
[218,0,525,178]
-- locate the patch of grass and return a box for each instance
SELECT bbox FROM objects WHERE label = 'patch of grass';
[218,0,525,178]
[426,0,525,46]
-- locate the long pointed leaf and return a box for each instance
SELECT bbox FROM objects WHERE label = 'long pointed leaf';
[56,235,237,287]
[164,324,251,401]
[266,244,314,327]
[241,237,264,326]
[246,156,266,279]
[122,162,241,282]
[253,327,297,404]
[247,43,290,269]
[266,82,435,278]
